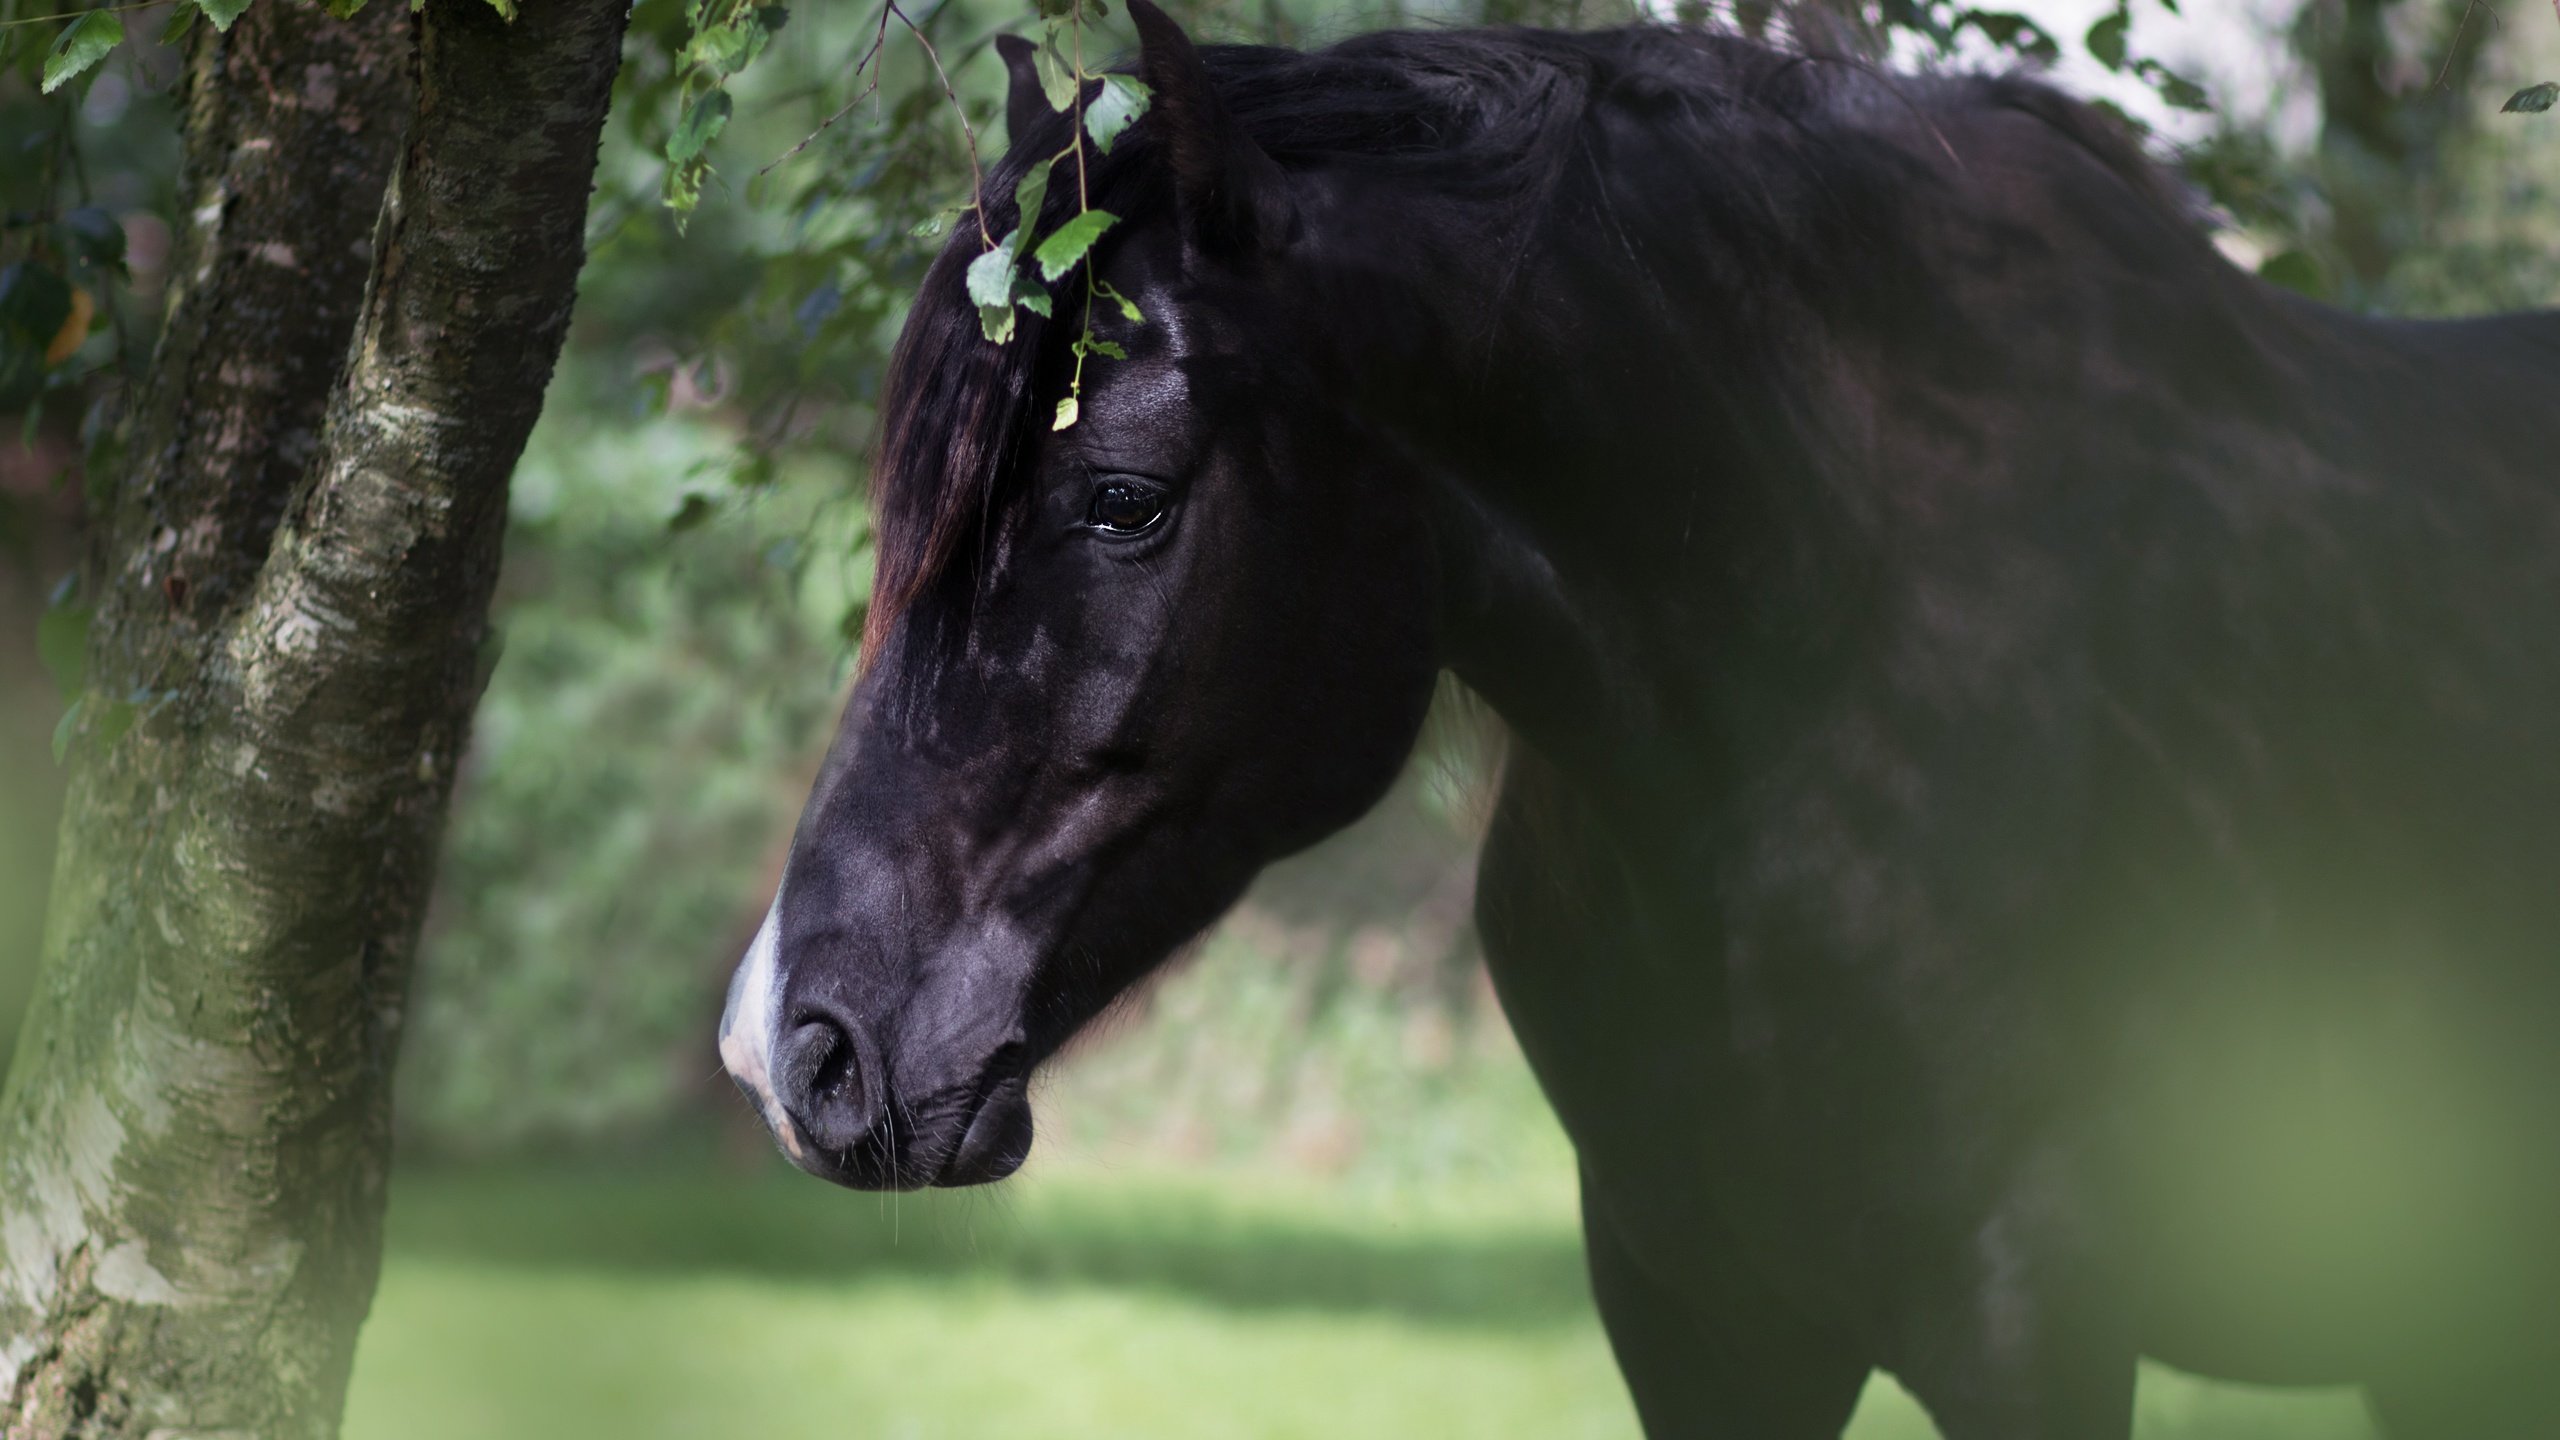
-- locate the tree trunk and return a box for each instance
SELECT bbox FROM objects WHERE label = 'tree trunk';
[0,1,629,1435]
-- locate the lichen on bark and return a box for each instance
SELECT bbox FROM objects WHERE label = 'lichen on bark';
[0,2,631,1435]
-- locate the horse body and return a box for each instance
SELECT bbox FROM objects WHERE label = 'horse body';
[1349,42,2560,1422]
[721,11,2560,1434]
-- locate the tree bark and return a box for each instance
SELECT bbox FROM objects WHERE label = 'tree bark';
[0,1,629,1435]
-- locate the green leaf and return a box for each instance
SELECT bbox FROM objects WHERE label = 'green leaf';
[1013,161,1052,236]
[1036,31,1077,112]
[321,0,369,16]
[687,6,782,76]
[195,0,254,32]
[2084,9,2129,70]
[51,697,84,766]
[2504,82,2560,114]
[37,598,90,702]
[968,209,1066,343]
[1032,209,1117,282]
[1095,279,1144,324]
[1084,73,1151,154]
[732,5,782,69]
[966,234,1025,311]
[1052,396,1079,430]
[667,89,733,166]
[969,237,1027,342]
[664,164,706,221]
[160,1,203,44]
[42,10,123,95]
[687,22,752,71]
[1081,336,1128,360]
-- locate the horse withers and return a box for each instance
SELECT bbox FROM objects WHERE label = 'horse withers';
[719,6,2560,1434]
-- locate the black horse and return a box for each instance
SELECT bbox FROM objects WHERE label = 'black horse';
[719,6,2560,1434]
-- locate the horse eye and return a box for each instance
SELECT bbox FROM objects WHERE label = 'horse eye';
[1086,479,1169,536]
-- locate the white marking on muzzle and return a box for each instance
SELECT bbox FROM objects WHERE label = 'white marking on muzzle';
[718,881,807,1162]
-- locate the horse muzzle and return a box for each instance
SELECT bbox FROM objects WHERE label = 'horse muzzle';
[719,888,1036,1189]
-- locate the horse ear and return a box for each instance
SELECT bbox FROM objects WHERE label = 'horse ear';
[1126,0,1294,255]
[993,34,1048,144]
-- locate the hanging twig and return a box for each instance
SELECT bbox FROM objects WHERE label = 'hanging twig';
[888,0,993,249]
[758,0,899,177]
[2432,0,2502,92]
[0,0,155,29]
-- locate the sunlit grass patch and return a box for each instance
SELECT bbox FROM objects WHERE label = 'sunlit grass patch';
[348,1264,1637,1440]
[347,1165,2382,1440]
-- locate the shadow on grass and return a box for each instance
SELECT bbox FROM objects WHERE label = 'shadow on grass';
[383,1162,1595,1331]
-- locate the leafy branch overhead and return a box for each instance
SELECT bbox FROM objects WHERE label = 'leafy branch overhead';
[967,68,1147,333]
[663,0,791,220]
[965,0,1151,431]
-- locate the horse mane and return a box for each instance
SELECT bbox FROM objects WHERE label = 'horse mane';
[861,24,2204,655]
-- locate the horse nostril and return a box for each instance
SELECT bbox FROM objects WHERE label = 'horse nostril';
[776,1013,875,1152]
[804,1020,860,1100]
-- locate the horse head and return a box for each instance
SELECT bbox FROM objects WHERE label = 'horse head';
[718,0,1442,1188]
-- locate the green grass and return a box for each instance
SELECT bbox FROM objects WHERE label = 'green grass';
[349,1266,1634,1440]
[344,1162,2382,1440]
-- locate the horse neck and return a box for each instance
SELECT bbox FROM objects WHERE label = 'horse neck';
[1340,100,2354,817]
[1358,218,1849,815]
[1387,347,1768,811]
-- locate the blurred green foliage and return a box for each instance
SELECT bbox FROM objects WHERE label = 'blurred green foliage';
[0,11,178,1084]
[2384,59,2560,313]
[393,398,868,1153]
